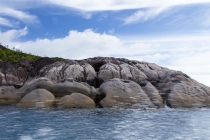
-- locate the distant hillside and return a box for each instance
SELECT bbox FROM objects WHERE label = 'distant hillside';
[0,44,65,62]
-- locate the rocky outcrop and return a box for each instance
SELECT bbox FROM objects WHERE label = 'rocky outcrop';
[0,86,21,104]
[1,56,210,109]
[160,73,210,108]
[19,77,99,102]
[58,93,96,108]
[17,89,55,108]
[53,79,98,100]
[28,57,55,79]
[0,61,26,87]
[98,63,147,83]
[35,61,96,85]
[0,57,52,87]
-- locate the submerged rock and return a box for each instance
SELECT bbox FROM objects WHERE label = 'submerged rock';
[58,93,95,108]
[17,89,55,108]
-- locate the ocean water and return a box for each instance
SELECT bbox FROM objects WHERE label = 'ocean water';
[0,106,210,140]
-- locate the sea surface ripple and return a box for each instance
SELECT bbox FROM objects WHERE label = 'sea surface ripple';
[0,106,210,140]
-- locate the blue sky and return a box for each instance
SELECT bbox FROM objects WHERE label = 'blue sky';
[0,0,210,86]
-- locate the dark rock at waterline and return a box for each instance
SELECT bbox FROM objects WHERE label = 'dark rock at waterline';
[0,86,21,104]
[1,56,210,109]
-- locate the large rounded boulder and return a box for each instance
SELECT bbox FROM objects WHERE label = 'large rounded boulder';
[141,81,163,108]
[98,78,156,109]
[98,63,121,81]
[53,79,98,100]
[17,89,55,108]
[19,77,54,97]
[58,93,96,108]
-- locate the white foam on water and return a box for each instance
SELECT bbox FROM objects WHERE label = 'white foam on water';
[36,128,53,137]
[19,128,55,140]
[19,136,34,140]
[164,100,171,110]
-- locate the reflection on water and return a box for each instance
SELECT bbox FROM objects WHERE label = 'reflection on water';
[0,106,210,140]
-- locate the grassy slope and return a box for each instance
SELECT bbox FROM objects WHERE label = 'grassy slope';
[0,44,65,62]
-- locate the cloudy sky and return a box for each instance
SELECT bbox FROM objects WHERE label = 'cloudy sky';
[0,0,210,86]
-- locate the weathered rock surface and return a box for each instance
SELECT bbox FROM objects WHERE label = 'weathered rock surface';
[98,63,121,81]
[1,56,210,109]
[0,61,26,87]
[35,61,96,85]
[141,82,163,108]
[19,77,54,98]
[161,73,210,108]
[0,86,21,104]
[17,89,55,108]
[99,78,157,109]
[28,57,55,79]
[58,93,95,108]
[53,79,98,100]
[19,77,98,102]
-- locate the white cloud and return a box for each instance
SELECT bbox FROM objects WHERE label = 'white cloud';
[0,0,209,22]
[0,7,39,24]
[0,17,14,27]
[0,27,28,43]
[0,1,45,10]
[124,7,168,24]
[98,13,108,21]
[2,0,209,12]
[108,28,115,34]
[45,0,210,11]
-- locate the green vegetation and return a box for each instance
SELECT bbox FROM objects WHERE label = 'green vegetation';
[51,57,66,62]
[0,45,41,62]
[0,44,66,62]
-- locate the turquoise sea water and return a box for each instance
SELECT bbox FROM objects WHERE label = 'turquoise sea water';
[0,106,210,140]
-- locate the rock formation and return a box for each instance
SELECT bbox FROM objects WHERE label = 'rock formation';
[98,78,160,109]
[17,89,55,108]
[1,56,210,109]
[0,86,21,104]
[58,93,96,108]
